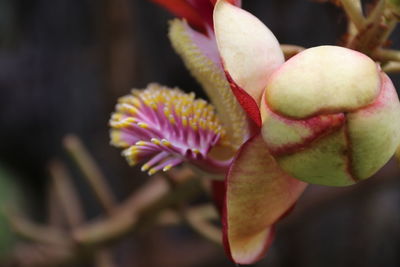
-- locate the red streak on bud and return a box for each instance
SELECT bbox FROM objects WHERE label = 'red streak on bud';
[266,109,346,156]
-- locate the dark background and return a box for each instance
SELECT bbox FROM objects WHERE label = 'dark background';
[0,0,399,266]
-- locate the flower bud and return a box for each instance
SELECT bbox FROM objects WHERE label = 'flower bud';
[261,46,400,186]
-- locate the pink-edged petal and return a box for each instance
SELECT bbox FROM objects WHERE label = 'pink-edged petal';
[210,0,241,6]
[151,0,241,33]
[187,0,215,30]
[223,134,307,264]
[169,19,252,148]
[214,0,285,105]
[225,70,262,127]
[150,0,206,32]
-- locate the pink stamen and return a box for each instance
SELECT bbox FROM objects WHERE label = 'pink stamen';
[110,84,232,175]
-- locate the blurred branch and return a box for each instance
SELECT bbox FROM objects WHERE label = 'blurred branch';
[382,61,400,73]
[95,250,117,267]
[50,159,116,267]
[181,206,221,245]
[73,174,202,246]
[64,135,116,214]
[157,205,219,226]
[280,44,306,60]
[49,160,84,227]
[47,181,65,228]
[374,48,400,62]
[340,0,365,30]
[7,212,70,245]
[8,168,203,266]
[10,243,76,267]
[365,0,385,25]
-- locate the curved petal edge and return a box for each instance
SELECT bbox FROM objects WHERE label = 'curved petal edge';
[214,0,285,105]
[223,134,307,264]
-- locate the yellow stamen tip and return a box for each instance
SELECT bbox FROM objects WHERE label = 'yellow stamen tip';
[137,122,149,129]
[163,165,172,172]
[141,164,150,171]
[136,141,147,146]
[151,138,161,145]
[148,168,157,175]
[161,139,171,147]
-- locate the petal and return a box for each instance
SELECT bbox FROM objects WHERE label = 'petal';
[186,0,215,30]
[225,70,262,127]
[214,0,285,105]
[168,19,251,148]
[210,0,241,6]
[150,0,206,32]
[223,134,307,264]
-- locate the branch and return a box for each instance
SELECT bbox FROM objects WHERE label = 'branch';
[95,249,117,267]
[374,49,400,62]
[280,44,306,60]
[378,15,398,44]
[49,160,85,227]
[181,206,221,245]
[157,205,218,226]
[6,212,70,246]
[72,175,202,247]
[382,61,400,73]
[340,0,365,30]
[64,135,116,214]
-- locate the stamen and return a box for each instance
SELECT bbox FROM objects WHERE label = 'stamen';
[110,83,231,175]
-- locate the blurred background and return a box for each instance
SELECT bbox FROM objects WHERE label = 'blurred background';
[0,0,399,266]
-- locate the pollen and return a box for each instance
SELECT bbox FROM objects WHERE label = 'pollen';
[110,83,229,175]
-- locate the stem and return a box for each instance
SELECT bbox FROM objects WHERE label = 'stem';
[157,205,219,226]
[350,0,387,53]
[378,13,398,45]
[374,49,400,62]
[6,212,70,245]
[64,135,116,214]
[47,181,65,228]
[181,206,221,245]
[382,61,400,73]
[346,0,363,37]
[95,249,117,267]
[73,176,202,246]
[49,160,84,227]
[366,0,385,25]
[8,171,204,266]
[50,160,117,267]
[280,44,306,60]
[340,0,365,30]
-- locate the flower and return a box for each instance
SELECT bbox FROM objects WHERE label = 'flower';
[110,83,232,175]
[261,46,400,186]
[213,0,400,263]
[110,0,305,265]
[213,1,400,186]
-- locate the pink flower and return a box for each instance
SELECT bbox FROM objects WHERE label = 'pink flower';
[111,0,400,264]
[110,0,307,264]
